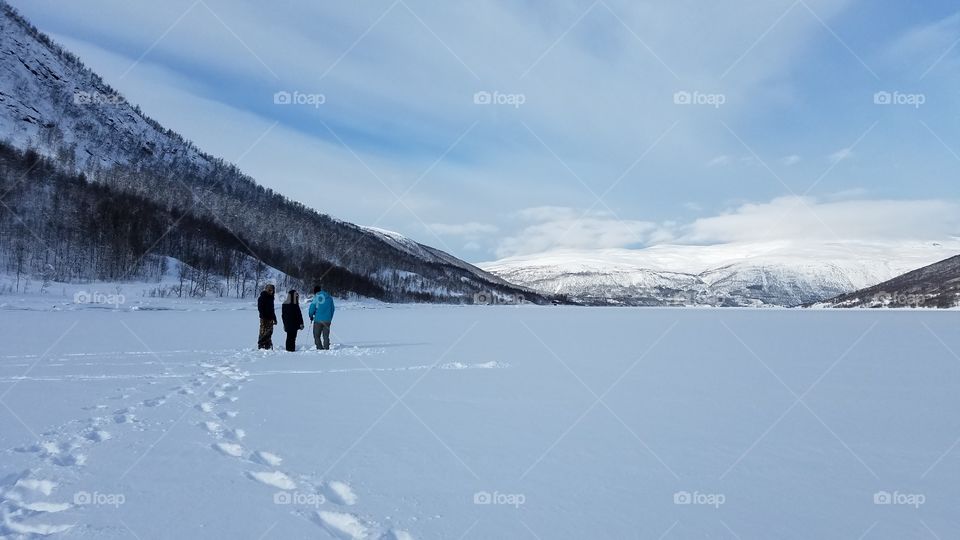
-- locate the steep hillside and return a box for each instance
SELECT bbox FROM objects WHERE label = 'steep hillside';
[0,2,543,303]
[813,255,960,308]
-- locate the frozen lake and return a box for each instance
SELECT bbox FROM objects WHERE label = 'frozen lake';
[1,301,958,539]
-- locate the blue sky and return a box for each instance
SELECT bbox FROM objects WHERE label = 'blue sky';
[12,0,960,261]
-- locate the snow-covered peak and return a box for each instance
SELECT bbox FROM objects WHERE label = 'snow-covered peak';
[481,240,960,306]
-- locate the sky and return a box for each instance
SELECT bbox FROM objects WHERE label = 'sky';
[11,0,960,262]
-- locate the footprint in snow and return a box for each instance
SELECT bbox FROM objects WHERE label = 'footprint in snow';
[213,442,245,458]
[11,477,57,496]
[246,471,296,490]
[0,472,74,535]
[84,430,112,442]
[322,481,357,506]
[141,396,166,407]
[51,452,86,467]
[252,451,282,466]
[313,511,370,540]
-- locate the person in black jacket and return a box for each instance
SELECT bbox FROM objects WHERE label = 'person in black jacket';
[281,289,305,352]
[257,284,277,350]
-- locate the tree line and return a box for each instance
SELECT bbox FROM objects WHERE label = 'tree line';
[0,142,386,299]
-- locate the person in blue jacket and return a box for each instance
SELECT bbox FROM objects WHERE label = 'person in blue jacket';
[308,285,335,350]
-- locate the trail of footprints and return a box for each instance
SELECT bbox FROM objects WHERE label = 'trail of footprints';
[1,353,412,539]
[193,359,412,540]
[1,382,153,535]
[0,358,247,536]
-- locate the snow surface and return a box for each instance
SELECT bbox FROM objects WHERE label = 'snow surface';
[1,292,959,538]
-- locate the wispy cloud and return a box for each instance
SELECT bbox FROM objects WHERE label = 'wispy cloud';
[682,196,960,244]
[782,154,801,166]
[828,148,853,164]
[706,155,731,167]
[494,197,960,258]
[496,206,659,258]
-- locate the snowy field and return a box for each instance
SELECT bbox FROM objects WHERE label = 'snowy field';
[1,294,959,539]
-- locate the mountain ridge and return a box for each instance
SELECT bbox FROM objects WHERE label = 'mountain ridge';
[482,242,960,307]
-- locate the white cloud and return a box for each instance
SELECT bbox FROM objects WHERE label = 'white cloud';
[706,155,731,167]
[493,197,960,259]
[828,147,853,164]
[883,12,960,77]
[681,196,960,244]
[496,207,660,258]
[782,154,802,166]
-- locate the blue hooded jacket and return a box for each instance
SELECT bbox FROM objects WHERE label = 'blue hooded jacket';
[308,291,335,323]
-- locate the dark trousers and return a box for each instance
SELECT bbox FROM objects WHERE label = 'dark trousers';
[313,322,331,350]
[258,319,274,349]
[285,330,298,352]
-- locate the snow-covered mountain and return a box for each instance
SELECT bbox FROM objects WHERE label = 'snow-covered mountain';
[0,2,543,304]
[813,254,960,309]
[481,241,960,307]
